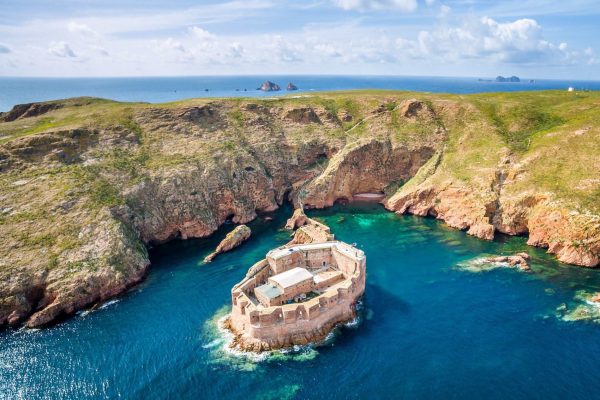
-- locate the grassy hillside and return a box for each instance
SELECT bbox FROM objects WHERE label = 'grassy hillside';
[0,89,599,327]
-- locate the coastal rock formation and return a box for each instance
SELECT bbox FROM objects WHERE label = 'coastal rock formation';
[285,208,308,230]
[287,83,298,91]
[457,253,531,273]
[2,102,64,122]
[399,99,434,119]
[0,90,599,328]
[288,215,334,245]
[302,138,440,208]
[258,81,281,91]
[484,253,531,271]
[204,224,251,263]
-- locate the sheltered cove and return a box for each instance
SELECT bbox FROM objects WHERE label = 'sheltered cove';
[224,216,366,352]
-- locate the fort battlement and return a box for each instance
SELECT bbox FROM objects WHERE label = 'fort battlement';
[227,239,366,351]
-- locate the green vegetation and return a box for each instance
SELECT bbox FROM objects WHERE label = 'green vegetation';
[475,100,564,151]
[1,89,599,289]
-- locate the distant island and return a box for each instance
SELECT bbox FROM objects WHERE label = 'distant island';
[258,81,281,91]
[495,76,521,82]
[257,81,299,92]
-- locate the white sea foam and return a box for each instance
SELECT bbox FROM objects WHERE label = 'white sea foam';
[201,338,223,349]
[99,299,119,309]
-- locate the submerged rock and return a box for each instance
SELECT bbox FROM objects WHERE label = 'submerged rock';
[457,252,531,273]
[204,225,251,263]
[560,291,600,323]
[484,253,531,271]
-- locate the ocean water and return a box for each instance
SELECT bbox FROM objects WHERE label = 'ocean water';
[3,202,600,399]
[2,75,600,111]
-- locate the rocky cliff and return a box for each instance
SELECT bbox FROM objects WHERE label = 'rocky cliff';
[0,90,599,328]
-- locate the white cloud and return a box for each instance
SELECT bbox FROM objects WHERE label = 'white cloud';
[0,44,10,54]
[1,2,597,78]
[314,43,342,58]
[439,4,451,17]
[407,16,590,65]
[91,45,110,57]
[157,38,186,53]
[67,22,99,38]
[48,41,76,58]
[228,42,244,58]
[332,0,418,12]
[189,27,217,42]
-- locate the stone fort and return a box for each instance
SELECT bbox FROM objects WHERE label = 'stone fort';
[225,217,366,351]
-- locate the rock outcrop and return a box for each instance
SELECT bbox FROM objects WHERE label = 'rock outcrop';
[285,107,321,124]
[484,253,531,271]
[204,225,251,262]
[287,83,298,91]
[302,138,440,208]
[285,208,308,230]
[257,81,281,91]
[2,102,64,122]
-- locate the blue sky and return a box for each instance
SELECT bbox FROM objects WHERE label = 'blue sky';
[0,0,599,78]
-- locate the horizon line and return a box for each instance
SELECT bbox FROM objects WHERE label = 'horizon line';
[1,73,600,83]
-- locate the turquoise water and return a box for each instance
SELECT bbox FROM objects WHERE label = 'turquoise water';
[2,75,600,111]
[3,203,600,399]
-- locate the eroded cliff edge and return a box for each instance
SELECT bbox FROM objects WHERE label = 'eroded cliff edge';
[0,91,598,328]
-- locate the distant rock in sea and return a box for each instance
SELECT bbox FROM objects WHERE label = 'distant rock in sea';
[287,82,298,91]
[495,75,520,82]
[257,81,281,91]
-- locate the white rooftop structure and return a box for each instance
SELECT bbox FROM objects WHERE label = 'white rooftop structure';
[270,267,313,289]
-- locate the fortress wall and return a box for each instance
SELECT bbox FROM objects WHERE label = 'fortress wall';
[268,251,304,274]
[242,296,358,348]
[230,276,363,339]
[245,259,270,279]
[302,248,335,269]
[276,280,313,302]
[255,289,276,307]
[332,246,364,276]
[233,259,271,296]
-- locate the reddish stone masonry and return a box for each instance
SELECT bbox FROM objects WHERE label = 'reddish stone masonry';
[225,238,366,352]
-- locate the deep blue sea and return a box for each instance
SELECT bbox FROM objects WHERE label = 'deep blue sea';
[2,75,600,111]
[3,203,600,399]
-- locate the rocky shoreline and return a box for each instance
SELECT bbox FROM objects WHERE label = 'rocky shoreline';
[1,91,598,329]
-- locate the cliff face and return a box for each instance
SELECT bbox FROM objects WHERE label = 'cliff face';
[1,91,599,328]
[384,94,600,267]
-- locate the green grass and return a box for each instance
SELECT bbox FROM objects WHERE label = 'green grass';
[476,101,564,151]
